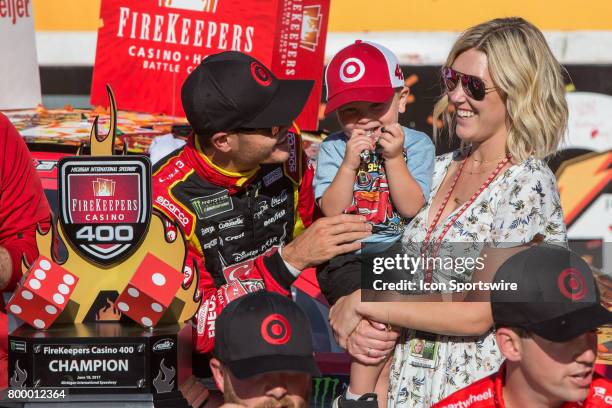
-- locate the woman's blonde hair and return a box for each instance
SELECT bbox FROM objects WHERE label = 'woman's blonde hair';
[433,17,568,162]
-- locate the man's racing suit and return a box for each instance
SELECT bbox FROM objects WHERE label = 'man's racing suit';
[432,363,612,408]
[1,113,51,388]
[152,131,314,355]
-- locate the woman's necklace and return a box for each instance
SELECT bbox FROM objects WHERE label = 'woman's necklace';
[421,154,511,283]
[470,155,506,163]
[465,155,506,175]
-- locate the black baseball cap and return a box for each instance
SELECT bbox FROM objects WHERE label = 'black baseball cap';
[181,51,314,136]
[214,291,320,380]
[491,244,611,342]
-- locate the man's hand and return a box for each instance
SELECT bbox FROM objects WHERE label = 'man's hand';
[342,129,375,171]
[378,124,405,161]
[281,214,372,271]
[595,271,612,309]
[347,319,399,365]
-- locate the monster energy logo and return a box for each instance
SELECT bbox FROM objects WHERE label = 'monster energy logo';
[311,376,345,407]
[10,340,26,353]
[190,191,233,220]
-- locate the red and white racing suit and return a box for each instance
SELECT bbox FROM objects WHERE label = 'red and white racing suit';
[433,363,612,408]
[0,113,51,389]
[152,131,315,355]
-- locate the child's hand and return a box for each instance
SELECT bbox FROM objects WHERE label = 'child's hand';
[378,123,405,161]
[342,129,375,171]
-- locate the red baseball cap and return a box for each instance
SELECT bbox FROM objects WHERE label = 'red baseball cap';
[324,40,405,115]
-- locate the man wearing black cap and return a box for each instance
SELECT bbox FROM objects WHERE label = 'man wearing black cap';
[209,290,319,407]
[153,51,371,359]
[433,245,612,408]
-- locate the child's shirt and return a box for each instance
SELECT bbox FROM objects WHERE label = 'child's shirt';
[313,126,435,245]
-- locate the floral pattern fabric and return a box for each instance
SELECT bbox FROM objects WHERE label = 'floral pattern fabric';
[388,151,567,408]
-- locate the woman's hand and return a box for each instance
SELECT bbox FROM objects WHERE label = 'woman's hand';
[329,290,363,348]
[347,319,400,365]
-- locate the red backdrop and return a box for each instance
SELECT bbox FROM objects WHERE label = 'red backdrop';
[91,0,330,131]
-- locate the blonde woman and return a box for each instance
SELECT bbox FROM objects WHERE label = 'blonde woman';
[329,17,568,407]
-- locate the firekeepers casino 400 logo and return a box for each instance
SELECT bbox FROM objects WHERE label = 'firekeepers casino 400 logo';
[59,157,152,265]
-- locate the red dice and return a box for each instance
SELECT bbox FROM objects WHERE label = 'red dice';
[7,256,79,329]
[115,253,183,327]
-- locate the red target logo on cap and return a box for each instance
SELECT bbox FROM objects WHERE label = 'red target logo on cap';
[339,57,366,83]
[261,313,291,345]
[251,62,272,87]
[557,268,587,301]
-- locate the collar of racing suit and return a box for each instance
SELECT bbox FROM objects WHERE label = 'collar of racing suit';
[184,133,260,194]
[494,363,506,408]
[492,362,607,408]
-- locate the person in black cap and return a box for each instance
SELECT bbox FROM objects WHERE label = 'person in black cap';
[152,52,371,379]
[210,290,319,407]
[433,244,612,408]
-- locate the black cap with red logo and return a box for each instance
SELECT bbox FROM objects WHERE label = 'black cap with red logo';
[491,244,611,342]
[214,290,320,379]
[181,51,313,137]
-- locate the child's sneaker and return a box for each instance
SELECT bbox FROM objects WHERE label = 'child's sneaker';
[332,393,378,408]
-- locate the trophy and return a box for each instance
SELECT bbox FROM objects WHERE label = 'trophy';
[6,87,200,407]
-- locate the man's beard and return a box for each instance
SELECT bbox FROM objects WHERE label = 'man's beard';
[254,397,302,408]
[223,372,307,408]
[260,146,290,164]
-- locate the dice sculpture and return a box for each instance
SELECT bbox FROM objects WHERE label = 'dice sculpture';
[115,253,183,328]
[7,256,79,329]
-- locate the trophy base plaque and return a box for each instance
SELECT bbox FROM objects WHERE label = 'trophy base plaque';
[7,323,191,407]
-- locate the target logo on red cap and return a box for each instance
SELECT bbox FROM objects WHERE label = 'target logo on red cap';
[251,62,272,87]
[261,313,291,345]
[339,57,366,83]
[324,41,405,115]
[557,268,587,301]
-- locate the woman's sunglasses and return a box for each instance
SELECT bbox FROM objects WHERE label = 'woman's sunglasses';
[442,67,496,101]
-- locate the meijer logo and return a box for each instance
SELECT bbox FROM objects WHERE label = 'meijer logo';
[0,0,31,25]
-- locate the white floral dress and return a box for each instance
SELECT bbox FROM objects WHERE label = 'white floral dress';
[387,151,567,408]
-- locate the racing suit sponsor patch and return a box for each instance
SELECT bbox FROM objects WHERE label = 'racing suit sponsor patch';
[218,216,245,230]
[263,167,283,187]
[191,190,233,219]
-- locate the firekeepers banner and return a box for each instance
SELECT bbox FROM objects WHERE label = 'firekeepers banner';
[90,0,330,130]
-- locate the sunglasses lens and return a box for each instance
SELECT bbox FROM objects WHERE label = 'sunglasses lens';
[442,68,458,91]
[467,75,486,101]
[444,68,490,100]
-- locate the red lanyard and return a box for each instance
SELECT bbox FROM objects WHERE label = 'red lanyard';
[421,155,511,283]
